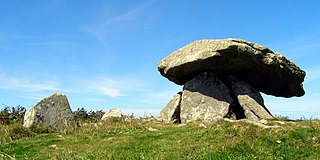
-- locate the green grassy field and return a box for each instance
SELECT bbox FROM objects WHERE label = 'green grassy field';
[0,118,319,160]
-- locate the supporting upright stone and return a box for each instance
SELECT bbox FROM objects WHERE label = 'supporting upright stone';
[157,92,182,123]
[227,76,273,121]
[23,93,77,129]
[180,72,234,123]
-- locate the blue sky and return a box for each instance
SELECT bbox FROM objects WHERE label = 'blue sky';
[0,0,319,119]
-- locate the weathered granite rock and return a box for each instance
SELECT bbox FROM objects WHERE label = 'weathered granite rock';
[180,72,234,123]
[101,109,122,121]
[157,92,182,123]
[227,76,273,121]
[157,38,305,97]
[23,93,76,129]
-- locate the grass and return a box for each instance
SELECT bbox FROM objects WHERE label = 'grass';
[0,118,319,160]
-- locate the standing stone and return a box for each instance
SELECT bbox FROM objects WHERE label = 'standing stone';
[101,109,122,121]
[227,76,273,121]
[23,93,76,129]
[157,92,182,123]
[180,72,234,123]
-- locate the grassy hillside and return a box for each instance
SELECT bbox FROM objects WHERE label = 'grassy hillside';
[0,118,319,160]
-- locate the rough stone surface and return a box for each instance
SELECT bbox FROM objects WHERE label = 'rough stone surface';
[227,76,273,121]
[101,109,122,121]
[180,72,234,123]
[23,93,76,129]
[157,92,182,123]
[157,38,305,97]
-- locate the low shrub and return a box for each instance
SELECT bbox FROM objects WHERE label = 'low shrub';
[0,105,26,125]
[73,108,104,124]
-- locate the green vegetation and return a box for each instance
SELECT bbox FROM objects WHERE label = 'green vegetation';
[73,107,104,124]
[0,105,104,125]
[0,105,26,125]
[0,116,319,160]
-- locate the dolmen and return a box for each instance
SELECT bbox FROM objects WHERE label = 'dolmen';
[157,38,306,124]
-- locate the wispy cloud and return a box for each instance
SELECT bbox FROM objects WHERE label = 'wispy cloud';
[83,76,147,98]
[0,72,62,102]
[305,67,320,83]
[19,93,54,100]
[0,29,78,50]
[0,74,61,92]
[22,41,79,47]
[88,78,125,97]
[263,93,320,119]
[85,1,154,41]
[269,33,319,60]
[139,87,181,105]
[108,1,153,22]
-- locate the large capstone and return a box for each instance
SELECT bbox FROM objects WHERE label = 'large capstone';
[158,38,305,97]
[180,72,234,123]
[23,93,76,129]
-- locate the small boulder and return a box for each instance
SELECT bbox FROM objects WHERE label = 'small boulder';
[147,127,159,132]
[101,109,122,121]
[23,93,76,129]
[180,72,234,123]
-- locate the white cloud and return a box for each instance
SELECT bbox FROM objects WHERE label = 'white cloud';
[87,77,124,97]
[305,67,320,83]
[19,93,53,100]
[85,1,154,41]
[263,93,320,119]
[268,33,319,61]
[0,74,61,92]
[84,76,147,98]
[92,85,124,97]
[139,86,182,105]
[108,0,153,22]
[22,41,79,47]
